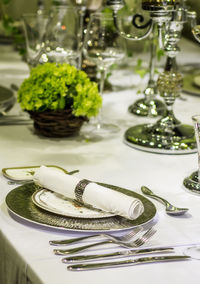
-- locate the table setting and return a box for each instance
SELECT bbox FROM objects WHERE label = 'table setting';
[1,0,200,283]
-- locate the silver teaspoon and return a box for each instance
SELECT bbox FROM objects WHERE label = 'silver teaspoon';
[141,186,189,216]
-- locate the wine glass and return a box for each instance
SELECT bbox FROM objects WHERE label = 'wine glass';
[23,13,49,68]
[82,12,125,136]
[44,5,81,68]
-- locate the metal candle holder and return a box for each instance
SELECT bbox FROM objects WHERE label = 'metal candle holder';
[107,0,198,154]
[108,0,175,118]
[128,21,166,117]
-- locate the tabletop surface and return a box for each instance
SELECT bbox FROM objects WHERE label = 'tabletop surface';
[1,38,200,284]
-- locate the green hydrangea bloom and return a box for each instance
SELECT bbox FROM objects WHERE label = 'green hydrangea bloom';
[18,63,102,118]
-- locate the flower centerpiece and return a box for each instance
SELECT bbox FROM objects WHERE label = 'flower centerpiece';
[18,63,102,137]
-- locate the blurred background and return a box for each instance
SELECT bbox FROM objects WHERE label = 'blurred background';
[0,0,199,46]
[0,0,199,67]
[0,0,199,21]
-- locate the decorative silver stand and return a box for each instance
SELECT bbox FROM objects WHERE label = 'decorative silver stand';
[107,0,198,154]
[128,23,166,117]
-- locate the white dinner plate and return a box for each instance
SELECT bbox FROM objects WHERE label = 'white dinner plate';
[32,189,115,219]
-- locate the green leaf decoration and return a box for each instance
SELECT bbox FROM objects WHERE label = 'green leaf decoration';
[17,63,102,119]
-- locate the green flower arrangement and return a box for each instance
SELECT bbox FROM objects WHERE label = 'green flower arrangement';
[18,62,102,119]
[17,63,102,137]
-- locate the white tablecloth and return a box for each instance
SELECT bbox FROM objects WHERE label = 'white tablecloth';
[1,39,200,284]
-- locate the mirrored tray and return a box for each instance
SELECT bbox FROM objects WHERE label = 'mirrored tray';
[2,165,69,181]
[124,138,197,155]
[32,189,115,219]
[6,182,157,232]
[124,125,196,155]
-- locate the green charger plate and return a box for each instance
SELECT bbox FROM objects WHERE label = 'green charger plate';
[5,182,157,233]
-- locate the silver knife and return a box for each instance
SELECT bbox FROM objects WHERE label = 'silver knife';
[67,255,191,271]
[62,247,174,263]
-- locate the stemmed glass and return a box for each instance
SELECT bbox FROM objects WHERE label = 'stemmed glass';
[83,12,125,136]
[44,5,81,68]
[23,13,49,68]
[71,0,87,68]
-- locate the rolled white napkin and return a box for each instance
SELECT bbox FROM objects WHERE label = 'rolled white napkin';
[33,166,144,220]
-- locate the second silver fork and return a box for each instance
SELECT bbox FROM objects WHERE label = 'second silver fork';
[53,227,156,255]
[50,227,142,246]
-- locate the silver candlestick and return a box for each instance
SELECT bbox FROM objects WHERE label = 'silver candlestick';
[128,23,166,117]
[107,0,175,117]
[107,0,198,154]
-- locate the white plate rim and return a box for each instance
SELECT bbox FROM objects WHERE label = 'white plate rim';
[32,189,115,219]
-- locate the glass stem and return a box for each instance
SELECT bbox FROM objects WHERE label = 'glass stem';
[165,103,174,119]
[96,68,106,128]
[99,68,105,95]
[148,23,156,85]
[77,8,86,69]
[144,23,157,102]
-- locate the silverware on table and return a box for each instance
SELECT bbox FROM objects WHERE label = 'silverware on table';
[50,227,142,246]
[62,247,174,263]
[53,227,156,255]
[141,186,189,216]
[67,255,191,271]
[0,118,32,125]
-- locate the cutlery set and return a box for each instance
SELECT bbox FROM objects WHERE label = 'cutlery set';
[50,226,191,271]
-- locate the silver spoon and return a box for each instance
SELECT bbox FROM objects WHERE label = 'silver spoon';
[141,186,189,216]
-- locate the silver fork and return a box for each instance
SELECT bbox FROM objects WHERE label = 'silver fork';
[53,227,156,255]
[50,227,142,246]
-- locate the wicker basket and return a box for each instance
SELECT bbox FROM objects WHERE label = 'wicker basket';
[28,109,88,138]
